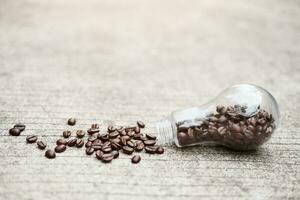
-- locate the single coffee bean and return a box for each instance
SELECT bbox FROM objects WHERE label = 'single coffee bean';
[144,140,156,146]
[146,134,156,140]
[92,144,102,151]
[107,125,116,133]
[87,128,100,135]
[9,128,21,136]
[86,147,95,155]
[134,126,140,133]
[76,130,85,138]
[88,135,97,142]
[85,141,92,148]
[122,146,134,154]
[98,133,109,142]
[67,137,77,147]
[92,139,102,145]
[76,139,84,148]
[131,155,141,164]
[101,153,114,163]
[37,141,47,150]
[111,150,119,159]
[55,144,66,153]
[56,138,68,145]
[111,138,120,144]
[137,121,145,128]
[91,124,99,129]
[120,137,127,146]
[14,124,26,132]
[26,135,37,143]
[102,141,111,148]
[102,146,112,153]
[95,150,104,160]
[117,126,125,133]
[145,146,157,154]
[120,130,127,136]
[139,136,147,141]
[68,118,76,126]
[45,149,56,159]
[127,131,135,137]
[108,131,119,138]
[133,134,141,140]
[156,146,164,154]
[111,142,122,150]
[63,130,72,138]
[135,141,144,152]
[127,140,136,148]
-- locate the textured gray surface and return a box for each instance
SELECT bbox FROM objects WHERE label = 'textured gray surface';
[0,0,299,199]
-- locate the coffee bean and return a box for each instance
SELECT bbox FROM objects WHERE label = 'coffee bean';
[26,135,37,143]
[37,141,47,150]
[120,130,127,136]
[122,146,134,154]
[156,146,164,154]
[97,133,109,142]
[14,124,26,132]
[67,137,77,147]
[68,118,76,126]
[111,150,119,159]
[56,138,68,145]
[45,149,56,159]
[127,131,135,137]
[137,121,145,128]
[146,134,157,140]
[101,153,114,163]
[108,131,119,138]
[91,124,99,129]
[107,126,115,133]
[134,126,140,133]
[127,140,136,148]
[131,155,141,164]
[120,137,127,146]
[86,147,95,155]
[145,146,157,154]
[92,139,102,146]
[9,128,21,136]
[76,130,85,138]
[135,141,144,152]
[63,131,71,138]
[76,139,84,148]
[92,144,103,151]
[87,128,99,135]
[88,135,97,142]
[111,142,122,150]
[102,146,112,153]
[55,144,66,153]
[85,141,92,148]
[144,140,156,146]
[95,150,104,160]
[133,134,141,140]
[139,136,147,141]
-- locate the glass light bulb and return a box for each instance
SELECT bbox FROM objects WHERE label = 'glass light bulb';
[156,84,280,150]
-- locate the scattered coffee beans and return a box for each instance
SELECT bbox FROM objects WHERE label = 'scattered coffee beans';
[76,139,84,148]
[131,155,141,163]
[101,153,114,163]
[45,149,56,159]
[76,130,85,138]
[14,124,26,132]
[9,128,21,136]
[68,118,76,126]
[26,135,37,143]
[55,145,66,153]
[67,137,77,147]
[56,138,68,145]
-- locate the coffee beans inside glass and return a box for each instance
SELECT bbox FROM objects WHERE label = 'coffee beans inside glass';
[156,84,280,150]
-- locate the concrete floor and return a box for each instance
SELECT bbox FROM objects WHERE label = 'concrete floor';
[0,0,299,199]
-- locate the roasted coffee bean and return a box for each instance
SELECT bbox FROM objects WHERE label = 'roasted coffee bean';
[85,141,92,148]
[125,127,135,133]
[68,118,76,126]
[63,131,71,138]
[122,146,134,154]
[111,138,120,144]
[55,144,66,153]
[102,146,112,153]
[92,144,103,151]
[135,141,144,152]
[101,153,114,163]
[26,135,37,143]
[111,142,122,150]
[127,141,136,148]
[131,155,141,163]
[156,146,164,154]
[95,150,104,160]
[109,131,119,138]
[107,126,116,133]
[144,140,156,146]
[133,134,141,140]
[9,128,21,136]
[76,139,84,148]
[56,138,68,145]
[102,141,111,148]
[127,131,135,137]
[139,136,147,141]
[111,150,119,159]
[117,127,125,133]
[86,147,95,155]
[120,130,127,136]
[91,124,99,129]
[37,141,47,150]
[98,133,109,141]
[145,146,157,154]
[45,149,56,159]
[87,128,99,135]
[120,137,127,146]
[146,134,157,140]
[92,139,102,146]
[88,135,97,142]
[67,137,77,147]
[14,124,26,132]
[137,121,145,128]
[76,130,85,138]
[134,126,140,133]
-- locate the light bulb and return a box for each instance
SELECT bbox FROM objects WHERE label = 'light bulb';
[156,84,280,150]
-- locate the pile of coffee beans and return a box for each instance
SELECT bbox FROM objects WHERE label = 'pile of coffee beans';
[8,119,164,163]
[176,105,275,150]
